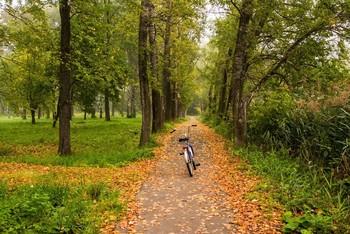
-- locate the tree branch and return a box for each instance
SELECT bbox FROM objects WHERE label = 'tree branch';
[247,20,327,104]
[230,0,242,16]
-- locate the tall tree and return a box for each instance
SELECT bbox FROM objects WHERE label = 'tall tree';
[209,0,350,147]
[139,0,152,146]
[149,1,163,133]
[0,2,58,124]
[229,0,253,147]
[58,0,72,155]
[162,0,173,121]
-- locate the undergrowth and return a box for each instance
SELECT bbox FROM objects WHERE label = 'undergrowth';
[235,147,350,234]
[0,180,123,233]
[202,112,350,233]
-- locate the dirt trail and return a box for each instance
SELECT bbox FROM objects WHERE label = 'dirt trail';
[117,117,283,233]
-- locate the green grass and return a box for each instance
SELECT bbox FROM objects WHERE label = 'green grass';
[0,114,167,233]
[0,115,155,167]
[0,180,123,233]
[234,147,350,234]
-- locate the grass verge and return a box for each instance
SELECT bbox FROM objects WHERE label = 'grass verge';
[234,147,350,234]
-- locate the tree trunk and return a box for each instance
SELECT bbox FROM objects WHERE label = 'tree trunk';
[31,109,36,124]
[149,1,163,133]
[171,82,178,120]
[230,0,253,148]
[53,100,59,127]
[58,0,72,155]
[218,48,232,119]
[128,85,137,118]
[104,88,111,121]
[38,107,41,119]
[21,108,27,120]
[46,108,50,119]
[163,0,172,121]
[111,102,115,117]
[208,84,214,112]
[139,0,152,146]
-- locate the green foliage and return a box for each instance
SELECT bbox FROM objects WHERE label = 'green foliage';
[0,182,123,233]
[234,147,350,233]
[0,1,58,115]
[282,211,333,234]
[201,111,233,140]
[248,87,296,146]
[249,91,350,174]
[0,116,154,167]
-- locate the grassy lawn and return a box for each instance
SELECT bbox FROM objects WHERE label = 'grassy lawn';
[0,115,155,167]
[0,115,159,233]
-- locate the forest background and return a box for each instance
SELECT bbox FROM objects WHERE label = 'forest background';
[0,0,350,233]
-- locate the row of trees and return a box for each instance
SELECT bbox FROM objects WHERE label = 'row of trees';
[205,0,350,147]
[137,0,206,145]
[0,0,206,154]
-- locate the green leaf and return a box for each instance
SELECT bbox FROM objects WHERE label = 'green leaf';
[284,221,300,231]
[301,229,314,234]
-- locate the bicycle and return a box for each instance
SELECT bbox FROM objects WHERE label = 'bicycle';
[171,124,199,177]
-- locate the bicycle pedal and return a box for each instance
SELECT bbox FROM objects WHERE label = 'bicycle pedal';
[180,153,184,155]
[195,163,201,166]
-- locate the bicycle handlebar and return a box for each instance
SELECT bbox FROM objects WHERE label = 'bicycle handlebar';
[170,124,196,134]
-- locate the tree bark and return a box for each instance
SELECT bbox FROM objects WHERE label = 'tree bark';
[131,85,137,118]
[149,1,163,133]
[104,88,111,121]
[38,107,41,119]
[230,0,253,148]
[171,82,178,120]
[208,84,214,112]
[163,0,172,121]
[21,108,27,120]
[30,109,36,124]
[58,0,72,155]
[139,0,152,146]
[218,48,232,119]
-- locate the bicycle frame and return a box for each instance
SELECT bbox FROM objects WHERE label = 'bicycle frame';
[176,124,197,176]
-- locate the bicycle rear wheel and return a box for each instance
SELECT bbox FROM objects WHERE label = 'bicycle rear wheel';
[184,150,193,177]
[188,146,196,170]
[186,161,193,177]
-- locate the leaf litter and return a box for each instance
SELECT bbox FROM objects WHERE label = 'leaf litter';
[0,117,283,233]
[115,117,283,233]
